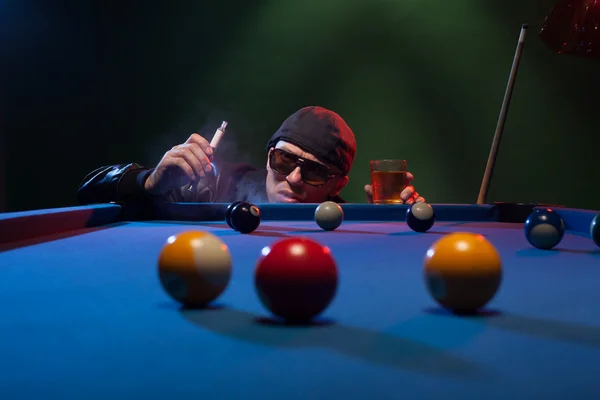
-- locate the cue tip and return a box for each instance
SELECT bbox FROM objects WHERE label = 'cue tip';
[521,23,529,30]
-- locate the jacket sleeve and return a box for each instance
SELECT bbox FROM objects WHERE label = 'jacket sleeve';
[77,161,261,205]
[76,163,182,205]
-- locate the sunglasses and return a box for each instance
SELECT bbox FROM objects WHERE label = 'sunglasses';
[269,148,337,187]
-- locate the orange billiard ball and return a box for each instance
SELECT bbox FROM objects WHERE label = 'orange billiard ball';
[423,232,502,314]
[158,231,232,307]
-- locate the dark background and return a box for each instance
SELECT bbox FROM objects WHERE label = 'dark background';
[2,0,599,212]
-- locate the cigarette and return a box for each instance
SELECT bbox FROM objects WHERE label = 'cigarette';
[187,121,228,193]
[210,121,228,149]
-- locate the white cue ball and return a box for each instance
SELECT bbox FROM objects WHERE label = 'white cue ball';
[315,201,344,231]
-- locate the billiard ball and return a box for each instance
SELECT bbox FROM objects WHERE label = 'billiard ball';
[158,230,232,307]
[524,208,564,250]
[591,214,600,247]
[254,237,338,322]
[229,202,261,234]
[423,232,502,314]
[406,202,436,232]
[314,201,344,231]
[225,201,243,230]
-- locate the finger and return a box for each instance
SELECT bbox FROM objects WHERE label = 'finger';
[405,197,415,205]
[167,156,196,182]
[404,172,414,185]
[364,184,373,203]
[171,148,205,179]
[410,190,422,202]
[185,133,213,158]
[415,196,426,203]
[400,186,414,201]
[185,142,213,174]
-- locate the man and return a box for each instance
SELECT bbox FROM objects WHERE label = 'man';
[76,106,425,205]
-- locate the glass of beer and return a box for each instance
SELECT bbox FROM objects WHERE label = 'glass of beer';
[370,159,407,204]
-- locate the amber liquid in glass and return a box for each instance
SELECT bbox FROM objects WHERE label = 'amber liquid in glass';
[371,170,407,204]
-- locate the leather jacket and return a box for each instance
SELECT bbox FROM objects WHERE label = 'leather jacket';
[76,162,346,205]
[76,161,266,205]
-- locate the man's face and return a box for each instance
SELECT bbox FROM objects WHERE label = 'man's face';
[265,141,349,203]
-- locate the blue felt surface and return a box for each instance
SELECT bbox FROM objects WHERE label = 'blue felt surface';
[0,219,599,399]
[0,204,121,221]
[0,204,122,246]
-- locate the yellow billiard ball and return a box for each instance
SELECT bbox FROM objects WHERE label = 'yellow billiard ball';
[158,231,232,307]
[423,232,502,314]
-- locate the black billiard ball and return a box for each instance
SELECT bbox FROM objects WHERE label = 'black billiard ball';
[230,202,261,234]
[524,208,564,250]
[591,214,600,248]
[406,203,436,233]
[225,201,243,230]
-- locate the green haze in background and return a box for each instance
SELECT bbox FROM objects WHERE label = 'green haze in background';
[4,0,600,211]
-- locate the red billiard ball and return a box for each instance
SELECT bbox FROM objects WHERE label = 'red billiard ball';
[254,237,338,322]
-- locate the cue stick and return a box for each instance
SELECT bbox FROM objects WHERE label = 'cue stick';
[477,24,529,204]
[187,120,228,192]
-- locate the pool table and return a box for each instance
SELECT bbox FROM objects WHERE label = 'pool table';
[1,202,599,399]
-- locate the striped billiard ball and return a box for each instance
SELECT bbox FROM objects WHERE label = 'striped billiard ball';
[158,231,232,307]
